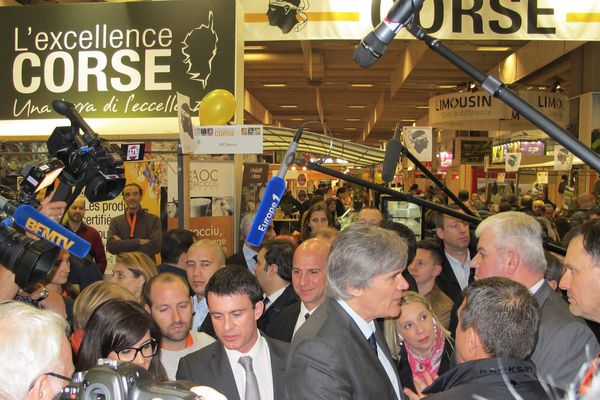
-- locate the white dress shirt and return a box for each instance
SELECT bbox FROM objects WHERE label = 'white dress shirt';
[264,285,287,311]
[224,332,274,400]
[338,300,401,400]
[445,250,472,289]
[192,295,209,332]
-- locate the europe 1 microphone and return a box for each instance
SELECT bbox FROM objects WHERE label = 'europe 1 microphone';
[354,0,425,68]
[246,122,314,247]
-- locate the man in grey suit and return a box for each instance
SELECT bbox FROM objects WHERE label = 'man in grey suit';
[287,223,410,400]
[471,211,600,390]
[177,265,289,400]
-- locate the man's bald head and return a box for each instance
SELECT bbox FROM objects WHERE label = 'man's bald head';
[292,238,331,310]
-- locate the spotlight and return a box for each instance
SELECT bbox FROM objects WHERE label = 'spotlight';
[468,82,477,92]
[552,81,562,93]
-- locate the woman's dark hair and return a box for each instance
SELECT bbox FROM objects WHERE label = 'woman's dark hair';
[76,300,167,381]
[300,201,332,242]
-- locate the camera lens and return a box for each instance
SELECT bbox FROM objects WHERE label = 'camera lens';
[0,227,60,288]
[85,174,126,203]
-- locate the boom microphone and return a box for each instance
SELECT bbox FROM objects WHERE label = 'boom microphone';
[12,205,91,259]
[353,0,424,68]
[246,122,313,247]
[382,123,403,183]
[52,100,99,145]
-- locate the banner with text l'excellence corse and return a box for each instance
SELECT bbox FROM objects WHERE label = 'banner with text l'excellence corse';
[244,0,600,41]
[0,0,236,134]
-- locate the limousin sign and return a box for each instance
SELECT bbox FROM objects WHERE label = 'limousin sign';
[0,0,235,121]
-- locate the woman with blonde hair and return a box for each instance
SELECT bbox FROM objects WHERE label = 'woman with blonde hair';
[110,251,158,301]
[71,281,136,353]
[384,291,454,393]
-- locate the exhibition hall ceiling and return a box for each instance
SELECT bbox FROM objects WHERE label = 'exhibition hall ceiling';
[7,0,576,147]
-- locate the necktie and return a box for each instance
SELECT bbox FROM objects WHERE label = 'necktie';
[238,356,261,400]
[304,312,310,320]
[263,297,271,307]
[368,332,378,356]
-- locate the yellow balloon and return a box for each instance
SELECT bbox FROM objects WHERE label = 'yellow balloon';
[199,89,236,125]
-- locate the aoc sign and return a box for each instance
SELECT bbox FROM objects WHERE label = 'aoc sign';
[0,0,235,120]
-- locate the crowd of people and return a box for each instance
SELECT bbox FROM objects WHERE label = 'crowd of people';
[2,181,600,400]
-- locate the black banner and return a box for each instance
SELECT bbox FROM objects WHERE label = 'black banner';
[0,0,235,120]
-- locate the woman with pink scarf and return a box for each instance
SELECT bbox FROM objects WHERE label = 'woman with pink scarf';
[383,291,455,393]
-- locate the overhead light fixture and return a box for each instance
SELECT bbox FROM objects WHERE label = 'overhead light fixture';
[401,119,416,122]
[415,105,429,109]
[345,118,360,121]
[280,105,298,108]
[476,46,510,52]
[290,118,304,121]
[244,45,267,51]
[263,83,287,87]
[344,127,357,130]
[552,81,562,93]
[350,83,374,88]
[437,84,457,89]
[348,105,367,109]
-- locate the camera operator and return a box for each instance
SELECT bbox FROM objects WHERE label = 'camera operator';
[0,301,74,400]
[6,196,70,319]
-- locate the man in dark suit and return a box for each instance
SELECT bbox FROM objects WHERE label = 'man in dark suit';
[227,212,277,274]
[433,208,475,303]
[255,239,298,333]
[177,265,288,400]
[267,238,330,342]
[472,211,600,390]
[287,223,409,399]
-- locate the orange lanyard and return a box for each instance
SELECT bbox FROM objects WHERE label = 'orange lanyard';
[126,212,137,238]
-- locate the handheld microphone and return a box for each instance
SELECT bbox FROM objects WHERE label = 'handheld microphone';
[12,204,91,259]
[353,0,424,68]
[382,123,403,183]
[246,122,312,247]
[52,100,98,145]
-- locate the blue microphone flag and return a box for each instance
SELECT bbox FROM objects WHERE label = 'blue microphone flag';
[246,176,286,247]
[13,205,91,259]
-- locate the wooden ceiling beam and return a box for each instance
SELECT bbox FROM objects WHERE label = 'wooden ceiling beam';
[360,91,385,143]
[390,41,427,99]
[243,89,280,126]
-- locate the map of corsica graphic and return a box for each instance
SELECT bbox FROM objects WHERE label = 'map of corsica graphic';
[182,11,218,89]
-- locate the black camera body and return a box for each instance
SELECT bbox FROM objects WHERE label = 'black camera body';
[60,359,198,400]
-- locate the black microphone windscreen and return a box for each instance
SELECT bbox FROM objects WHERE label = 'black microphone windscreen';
[382,138,402,183]
[353,32,388,69]
[52,100,71,116]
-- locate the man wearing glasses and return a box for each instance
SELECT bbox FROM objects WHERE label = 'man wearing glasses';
[0,301,74,400]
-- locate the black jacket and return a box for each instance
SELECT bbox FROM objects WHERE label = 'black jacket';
[258,284,299,333]
[396,337,455,393]
[423,358,551,399]
[435,240,476,304]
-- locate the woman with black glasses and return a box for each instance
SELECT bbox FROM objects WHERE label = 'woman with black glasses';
[76,299,167,381]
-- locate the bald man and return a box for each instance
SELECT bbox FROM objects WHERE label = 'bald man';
[267,238,330,342]
[64,197,107,274]
[186,239,226,338]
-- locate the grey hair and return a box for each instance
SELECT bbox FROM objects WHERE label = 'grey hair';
[326,222,408,300]
[460,277,540,359]
[0,302,70,400]
[240,212,256,240]
[475,211,547,275]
